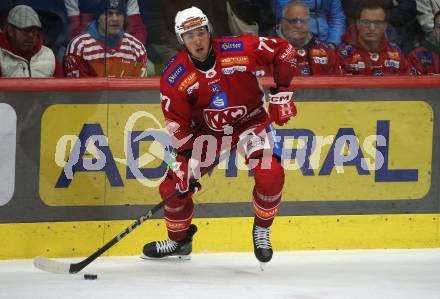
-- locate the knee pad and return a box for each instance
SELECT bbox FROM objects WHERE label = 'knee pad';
[253,156,284,196]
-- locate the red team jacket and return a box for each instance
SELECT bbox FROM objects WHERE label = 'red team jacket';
[336,28,414,75]
[291,37,342,76]
[408,47,440,75]
[64,31,148,77]
[256,36,342,76]
[160,34,296,153]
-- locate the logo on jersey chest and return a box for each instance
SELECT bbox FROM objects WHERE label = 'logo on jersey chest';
[297,49,306,57]
[312,56,328,64]
[222,65,247,75]
[210,92,228,108]
[372,68,384,76]
[220,56,249,67]
[219,41,244,52]
[211,83,221,94]
[369,52,379,62]
[178,71,197,92]
[203,106,247,131]
[206,69,217,78]
[312,49,326,56]
[387,51,400,60]
[300,65,311,75]
[384,59,400,69]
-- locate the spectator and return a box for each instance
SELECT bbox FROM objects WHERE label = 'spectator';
[409,10,440,74]
[64,0,147,45]
[342,0,421,55]
[0,5,63,77]
[336,0,414,75]
[416,0,440,46]
[18,0,69,60]
[64,0,147,77]
[273,0,346,47]
[264,0,342,75]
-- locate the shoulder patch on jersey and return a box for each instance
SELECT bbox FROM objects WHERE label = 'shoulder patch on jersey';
[219,41,244,52]
[415,49,434,65]
[338,44,353,58]
[166,63,186,86]
[162,55,177,75]
[415,49,431,58]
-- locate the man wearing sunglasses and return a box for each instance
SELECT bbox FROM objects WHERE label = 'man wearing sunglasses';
[336,0,414,75]
[409,10,440,75]
[265,1,342,75]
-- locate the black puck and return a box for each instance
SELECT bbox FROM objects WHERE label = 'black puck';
[84,274,98,280]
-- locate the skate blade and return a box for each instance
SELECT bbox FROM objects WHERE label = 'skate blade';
[140,254,192,261]
[259,261,267,271]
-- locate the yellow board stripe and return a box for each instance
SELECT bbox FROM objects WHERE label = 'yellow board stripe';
[3,214,440,259]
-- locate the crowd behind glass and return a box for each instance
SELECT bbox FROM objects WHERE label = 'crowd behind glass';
[0,0,438,77]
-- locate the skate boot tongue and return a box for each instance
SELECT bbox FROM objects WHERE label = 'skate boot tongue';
[253,225,273,264]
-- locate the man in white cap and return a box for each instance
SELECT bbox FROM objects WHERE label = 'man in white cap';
[141,6,297,268]
[0,5,63,77]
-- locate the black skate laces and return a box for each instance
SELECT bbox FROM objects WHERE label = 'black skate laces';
[155,240,178,253]
[254,226,271,249]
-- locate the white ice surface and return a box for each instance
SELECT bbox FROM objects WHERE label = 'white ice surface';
[2,249,440,299]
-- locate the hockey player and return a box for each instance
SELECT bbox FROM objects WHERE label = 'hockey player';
[336,0,414,76]
[142,7,297,266]
[63,0,147,77]
[408,10,440,75]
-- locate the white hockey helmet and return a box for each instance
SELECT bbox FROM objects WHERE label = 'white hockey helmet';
[175,6,213,44]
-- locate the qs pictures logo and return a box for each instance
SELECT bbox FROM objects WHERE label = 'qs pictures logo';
[39,104,173,206]
[39,101,433,206]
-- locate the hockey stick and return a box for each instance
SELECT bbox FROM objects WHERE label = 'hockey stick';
[34,117,274,274]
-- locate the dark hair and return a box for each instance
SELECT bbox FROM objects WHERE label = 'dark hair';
[355,0,389,21]
[435,10,440,25]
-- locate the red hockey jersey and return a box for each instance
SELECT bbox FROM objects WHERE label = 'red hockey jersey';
[160,34,296,152]
[256,36,342,76]
[336,27,414,76]
[408,47,440,75]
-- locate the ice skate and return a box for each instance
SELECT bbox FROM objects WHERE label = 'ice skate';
[252,224,273,270]
[141,224,197,260]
